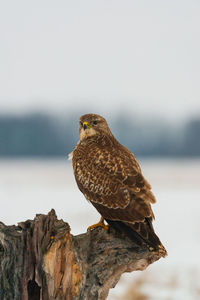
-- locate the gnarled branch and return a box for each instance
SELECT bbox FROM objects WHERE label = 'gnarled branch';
[0,210,165,300]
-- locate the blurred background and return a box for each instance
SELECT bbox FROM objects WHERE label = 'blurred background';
[0,1,200,299]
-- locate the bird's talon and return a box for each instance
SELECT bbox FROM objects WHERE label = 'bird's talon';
[104,224,109,231]
[87,217,109,231]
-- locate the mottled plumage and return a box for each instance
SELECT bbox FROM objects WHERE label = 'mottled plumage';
[71,114,166,256]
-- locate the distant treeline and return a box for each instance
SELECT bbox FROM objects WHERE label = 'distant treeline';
[0,113,199,157]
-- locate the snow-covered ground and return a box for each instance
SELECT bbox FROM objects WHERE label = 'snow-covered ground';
[0,158,200,299]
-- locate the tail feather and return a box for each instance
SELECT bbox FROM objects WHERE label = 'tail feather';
[105,218,167,257]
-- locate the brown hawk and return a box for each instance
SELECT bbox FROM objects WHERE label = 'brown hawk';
[71,113,167,256]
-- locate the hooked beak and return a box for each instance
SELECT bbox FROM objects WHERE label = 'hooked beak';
[83,121,90,130]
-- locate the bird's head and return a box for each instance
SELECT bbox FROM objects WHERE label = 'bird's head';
[79,113,112,141]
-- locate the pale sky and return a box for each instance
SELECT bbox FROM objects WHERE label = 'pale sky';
[0,0,200,120]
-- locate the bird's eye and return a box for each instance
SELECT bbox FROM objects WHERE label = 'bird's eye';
[92,120,98,125]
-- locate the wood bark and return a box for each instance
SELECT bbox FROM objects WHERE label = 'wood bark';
[0,209,165,300]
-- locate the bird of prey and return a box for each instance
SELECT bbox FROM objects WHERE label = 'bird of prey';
[71,113,167,256]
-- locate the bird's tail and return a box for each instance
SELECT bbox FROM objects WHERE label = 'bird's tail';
[106,218,167,257]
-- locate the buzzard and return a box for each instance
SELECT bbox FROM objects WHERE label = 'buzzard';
[71,113,166,256]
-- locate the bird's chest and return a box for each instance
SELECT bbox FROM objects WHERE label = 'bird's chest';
[72,142,97,180]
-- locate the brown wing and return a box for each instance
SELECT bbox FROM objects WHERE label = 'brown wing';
[72,134,155,223]
[73,134,167,255]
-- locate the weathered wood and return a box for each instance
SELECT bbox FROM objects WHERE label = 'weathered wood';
[0,210,165,300]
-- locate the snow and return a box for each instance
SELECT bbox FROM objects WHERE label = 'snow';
[0,158,200,299]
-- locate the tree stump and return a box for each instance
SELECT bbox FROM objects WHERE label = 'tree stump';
[0,209,165,300]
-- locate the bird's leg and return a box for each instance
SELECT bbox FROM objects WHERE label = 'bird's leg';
[87,216,109,231]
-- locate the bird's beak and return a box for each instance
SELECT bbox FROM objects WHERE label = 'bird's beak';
[83,121,90,130]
